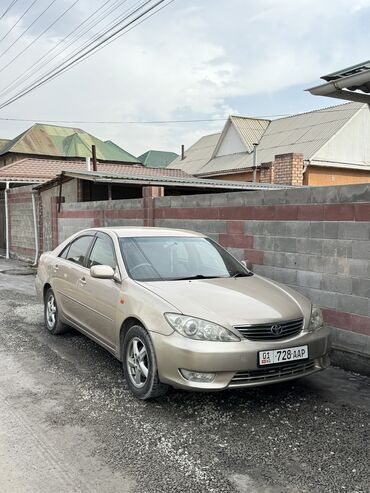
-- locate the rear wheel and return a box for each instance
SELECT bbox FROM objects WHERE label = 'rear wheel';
[44,288,68,335]
[123,325,168,400]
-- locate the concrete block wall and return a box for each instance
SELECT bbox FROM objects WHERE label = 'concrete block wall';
[41,179,78,251]
[58,198,144,244]
[7,182,370,370]
[7,185,37,259]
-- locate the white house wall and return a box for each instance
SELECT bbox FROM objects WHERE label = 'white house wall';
[216,123,247,157]
[311,106,370,166]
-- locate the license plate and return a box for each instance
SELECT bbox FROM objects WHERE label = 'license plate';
[258,345,308,366]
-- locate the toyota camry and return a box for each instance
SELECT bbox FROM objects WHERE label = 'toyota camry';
[35,227,331,400]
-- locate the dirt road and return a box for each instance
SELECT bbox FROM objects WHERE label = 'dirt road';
[0,258,368,493]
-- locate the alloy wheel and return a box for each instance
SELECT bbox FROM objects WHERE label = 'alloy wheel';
[126,337,149,388]
[46,293,57,330]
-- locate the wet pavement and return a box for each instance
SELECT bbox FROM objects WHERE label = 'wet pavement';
[0,257,369,493]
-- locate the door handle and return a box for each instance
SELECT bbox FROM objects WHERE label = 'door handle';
[79,277,87,286]
[53,264,59,272]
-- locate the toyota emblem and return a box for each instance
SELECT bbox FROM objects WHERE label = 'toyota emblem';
[271,324,283,336]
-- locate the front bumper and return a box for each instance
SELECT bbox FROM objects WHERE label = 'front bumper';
[150,326,331,391]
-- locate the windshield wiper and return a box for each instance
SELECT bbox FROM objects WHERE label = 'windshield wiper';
[231,272,253,278]
[170,274,219,281]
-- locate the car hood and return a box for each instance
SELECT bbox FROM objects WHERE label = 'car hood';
[139,275,311,328]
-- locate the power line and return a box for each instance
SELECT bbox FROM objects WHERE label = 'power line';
[0,104,365,124]
[0,105,365,125]
[0,0,121,97]
[0,0,58,61]
[0,117,228,124]
[0,0,20,21]
[0,0,41,44]
[0,0,173,110]
[0,0,82,71]
[29,0,139,79]
[0,0,146,98]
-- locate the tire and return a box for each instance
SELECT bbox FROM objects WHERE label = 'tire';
[44,288,68,335]
[123,325,168,400]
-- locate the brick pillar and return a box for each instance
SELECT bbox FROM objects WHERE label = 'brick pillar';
[143,186,164,227]
[259,162,274,183]
[272,153,304,186]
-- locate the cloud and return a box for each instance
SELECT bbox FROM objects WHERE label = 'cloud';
[0,0,369,155]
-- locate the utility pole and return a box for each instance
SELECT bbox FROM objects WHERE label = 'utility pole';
[252,143,259,182]
[92,145,97,171]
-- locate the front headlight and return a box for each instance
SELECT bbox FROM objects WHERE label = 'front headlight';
[165,313,240,342]
[308,305,324,332]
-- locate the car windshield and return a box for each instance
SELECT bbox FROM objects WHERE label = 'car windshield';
[119,236,252,282]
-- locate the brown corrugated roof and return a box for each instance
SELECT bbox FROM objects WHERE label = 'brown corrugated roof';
[0,158,190,183]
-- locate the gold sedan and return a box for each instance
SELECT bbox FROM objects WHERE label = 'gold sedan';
[35,227,331,400]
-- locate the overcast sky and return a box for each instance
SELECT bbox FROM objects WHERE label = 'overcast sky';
[0,0,369,156]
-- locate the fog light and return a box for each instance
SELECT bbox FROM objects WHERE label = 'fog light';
[180,369,216,383]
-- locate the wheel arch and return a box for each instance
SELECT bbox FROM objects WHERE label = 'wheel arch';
[118,316,147,361]
[43,283,52,299]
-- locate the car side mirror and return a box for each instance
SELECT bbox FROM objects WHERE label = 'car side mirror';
[90,265,115,279]
[241,259,253,271]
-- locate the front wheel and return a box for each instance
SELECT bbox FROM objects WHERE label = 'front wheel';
[123,325,168,400]
[44,288,68,335]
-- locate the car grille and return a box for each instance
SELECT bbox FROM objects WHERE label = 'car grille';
[229,360,315,387]
[234,318,304,341]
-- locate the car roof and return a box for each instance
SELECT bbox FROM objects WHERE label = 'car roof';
[91,227,206,238]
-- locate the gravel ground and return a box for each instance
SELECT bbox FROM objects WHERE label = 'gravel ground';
[0,258,369,493]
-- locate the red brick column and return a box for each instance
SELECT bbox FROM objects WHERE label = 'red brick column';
[143,186,164,227]
[273,153,304,186]
[259,162,273,183]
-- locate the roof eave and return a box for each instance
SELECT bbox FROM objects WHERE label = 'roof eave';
[306,70,370,103]
[195,166,253,177]
[0,178,45,184]
[42,170,294,190]
[308,159,370,171]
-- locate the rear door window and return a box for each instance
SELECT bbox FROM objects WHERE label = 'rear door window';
[65,236,94,267]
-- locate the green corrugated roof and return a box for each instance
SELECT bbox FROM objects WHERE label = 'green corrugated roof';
[0,123,140,163]
[138,150,179,168]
